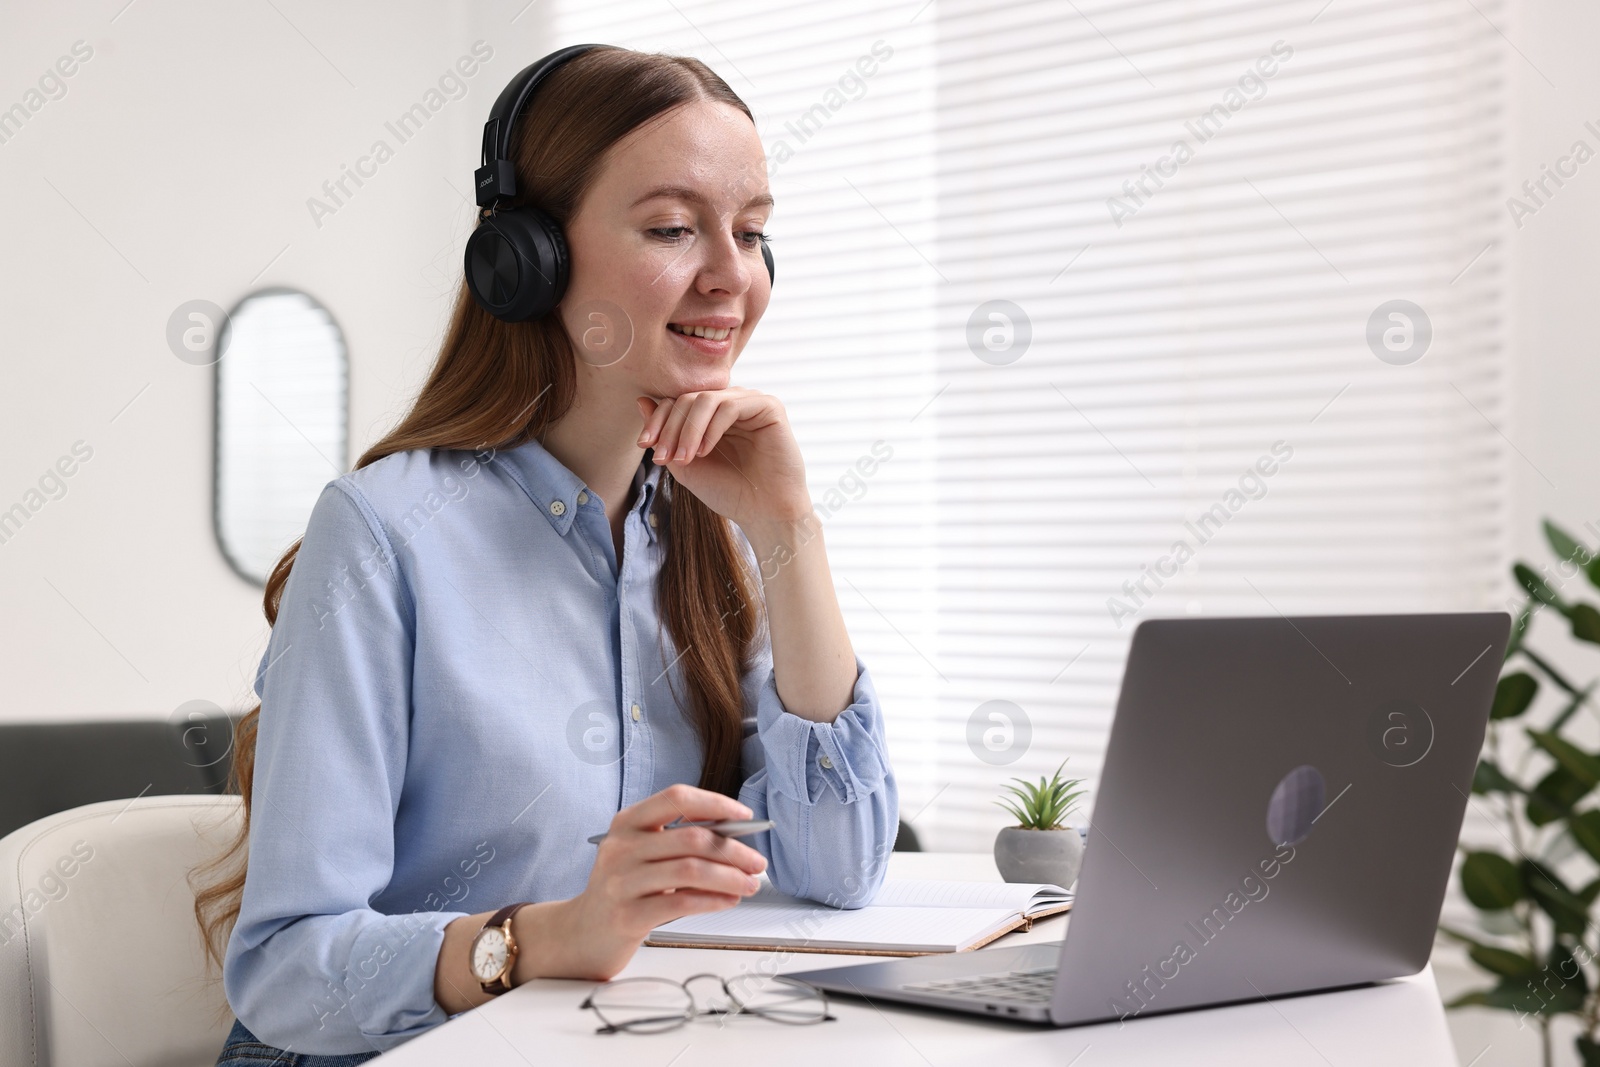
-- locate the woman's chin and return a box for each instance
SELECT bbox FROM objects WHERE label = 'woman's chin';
[657,365,732,396]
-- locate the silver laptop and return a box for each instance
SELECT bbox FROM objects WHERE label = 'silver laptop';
[785,612,1510,1025]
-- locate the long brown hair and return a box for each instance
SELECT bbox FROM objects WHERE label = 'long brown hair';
[192,46,766,982]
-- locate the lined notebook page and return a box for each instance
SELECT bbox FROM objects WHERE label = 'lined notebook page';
[870,880,1068,910]
[649,879,1074,953]
[654,904,1019,953]
[728,878,1066,911]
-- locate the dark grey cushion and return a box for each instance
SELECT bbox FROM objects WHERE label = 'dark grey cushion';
[0,716,240,842]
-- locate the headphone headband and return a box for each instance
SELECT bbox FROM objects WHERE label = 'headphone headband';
[475,43,607,208]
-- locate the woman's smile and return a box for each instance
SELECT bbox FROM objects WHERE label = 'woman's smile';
[666,316,741,357]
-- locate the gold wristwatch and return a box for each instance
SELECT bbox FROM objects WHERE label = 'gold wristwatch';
[468,902,532,995]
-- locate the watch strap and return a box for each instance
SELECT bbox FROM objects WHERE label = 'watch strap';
[476,901,532,994]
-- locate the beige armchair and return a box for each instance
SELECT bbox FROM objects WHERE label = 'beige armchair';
[0,794,241,1066]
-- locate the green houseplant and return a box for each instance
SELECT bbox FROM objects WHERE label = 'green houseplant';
[993,758,1087,887]
[1444,520,1600,1067]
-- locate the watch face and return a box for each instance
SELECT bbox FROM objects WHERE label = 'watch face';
[470,929,510,981]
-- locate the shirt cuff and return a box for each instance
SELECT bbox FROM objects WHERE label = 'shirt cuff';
[754,652,890,805]
[248,909,466,1054]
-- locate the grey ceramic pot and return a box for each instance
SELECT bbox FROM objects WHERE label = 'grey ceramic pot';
[994,826,1083,888]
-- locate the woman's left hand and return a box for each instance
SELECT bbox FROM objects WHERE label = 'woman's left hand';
[635,388,810,532]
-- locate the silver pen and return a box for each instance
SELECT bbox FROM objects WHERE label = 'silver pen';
[586,818,774,845]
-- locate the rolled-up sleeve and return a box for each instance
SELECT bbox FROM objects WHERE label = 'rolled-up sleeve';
[732,534,899,909]
[223,480,470,1055]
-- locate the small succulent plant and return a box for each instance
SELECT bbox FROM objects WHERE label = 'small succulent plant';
[995,758,1086,831]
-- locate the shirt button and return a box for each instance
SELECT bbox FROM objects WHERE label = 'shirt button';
[577,491,589,505]
[819,754,833,770]
[631,703,642,722]
[549,500,566,516]
[648,513,658,528]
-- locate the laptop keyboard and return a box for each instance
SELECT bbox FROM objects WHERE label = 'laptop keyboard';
[903,966,1058,1004]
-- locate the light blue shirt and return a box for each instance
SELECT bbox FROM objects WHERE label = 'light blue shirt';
[223,437,899,1055]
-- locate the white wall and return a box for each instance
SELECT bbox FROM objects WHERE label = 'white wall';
[1505,7,1600,548]
[0,1,546,721]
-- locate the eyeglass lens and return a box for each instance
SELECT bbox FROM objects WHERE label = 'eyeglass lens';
[585,977,694,1033]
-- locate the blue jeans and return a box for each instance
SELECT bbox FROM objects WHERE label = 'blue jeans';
[214,1018,383,1066]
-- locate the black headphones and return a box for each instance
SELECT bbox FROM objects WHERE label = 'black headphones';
[464,43,775,323]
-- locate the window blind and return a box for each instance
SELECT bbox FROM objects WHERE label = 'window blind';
[548,0,1509,851]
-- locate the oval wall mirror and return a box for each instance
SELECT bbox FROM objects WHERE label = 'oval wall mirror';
[213,287,348,586]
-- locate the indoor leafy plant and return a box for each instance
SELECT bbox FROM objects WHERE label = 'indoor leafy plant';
[993,758,1087,887]
[1443,520,1600,1067]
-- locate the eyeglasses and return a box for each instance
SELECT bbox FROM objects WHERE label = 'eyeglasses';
[579,972,836,1034]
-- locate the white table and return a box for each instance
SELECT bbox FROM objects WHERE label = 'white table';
[373,852,1458,1065]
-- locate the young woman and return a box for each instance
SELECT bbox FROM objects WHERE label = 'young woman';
[194,44,898,1065]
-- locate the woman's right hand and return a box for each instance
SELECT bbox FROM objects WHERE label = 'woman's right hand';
[546,783,769,980]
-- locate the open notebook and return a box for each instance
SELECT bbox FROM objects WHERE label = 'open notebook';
[646,878,1073,956]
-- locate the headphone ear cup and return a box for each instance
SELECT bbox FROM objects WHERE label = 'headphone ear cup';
[463,207,570,322]
[762,238,775,287]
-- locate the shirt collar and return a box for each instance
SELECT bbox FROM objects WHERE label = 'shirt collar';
[492,436,664,544]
